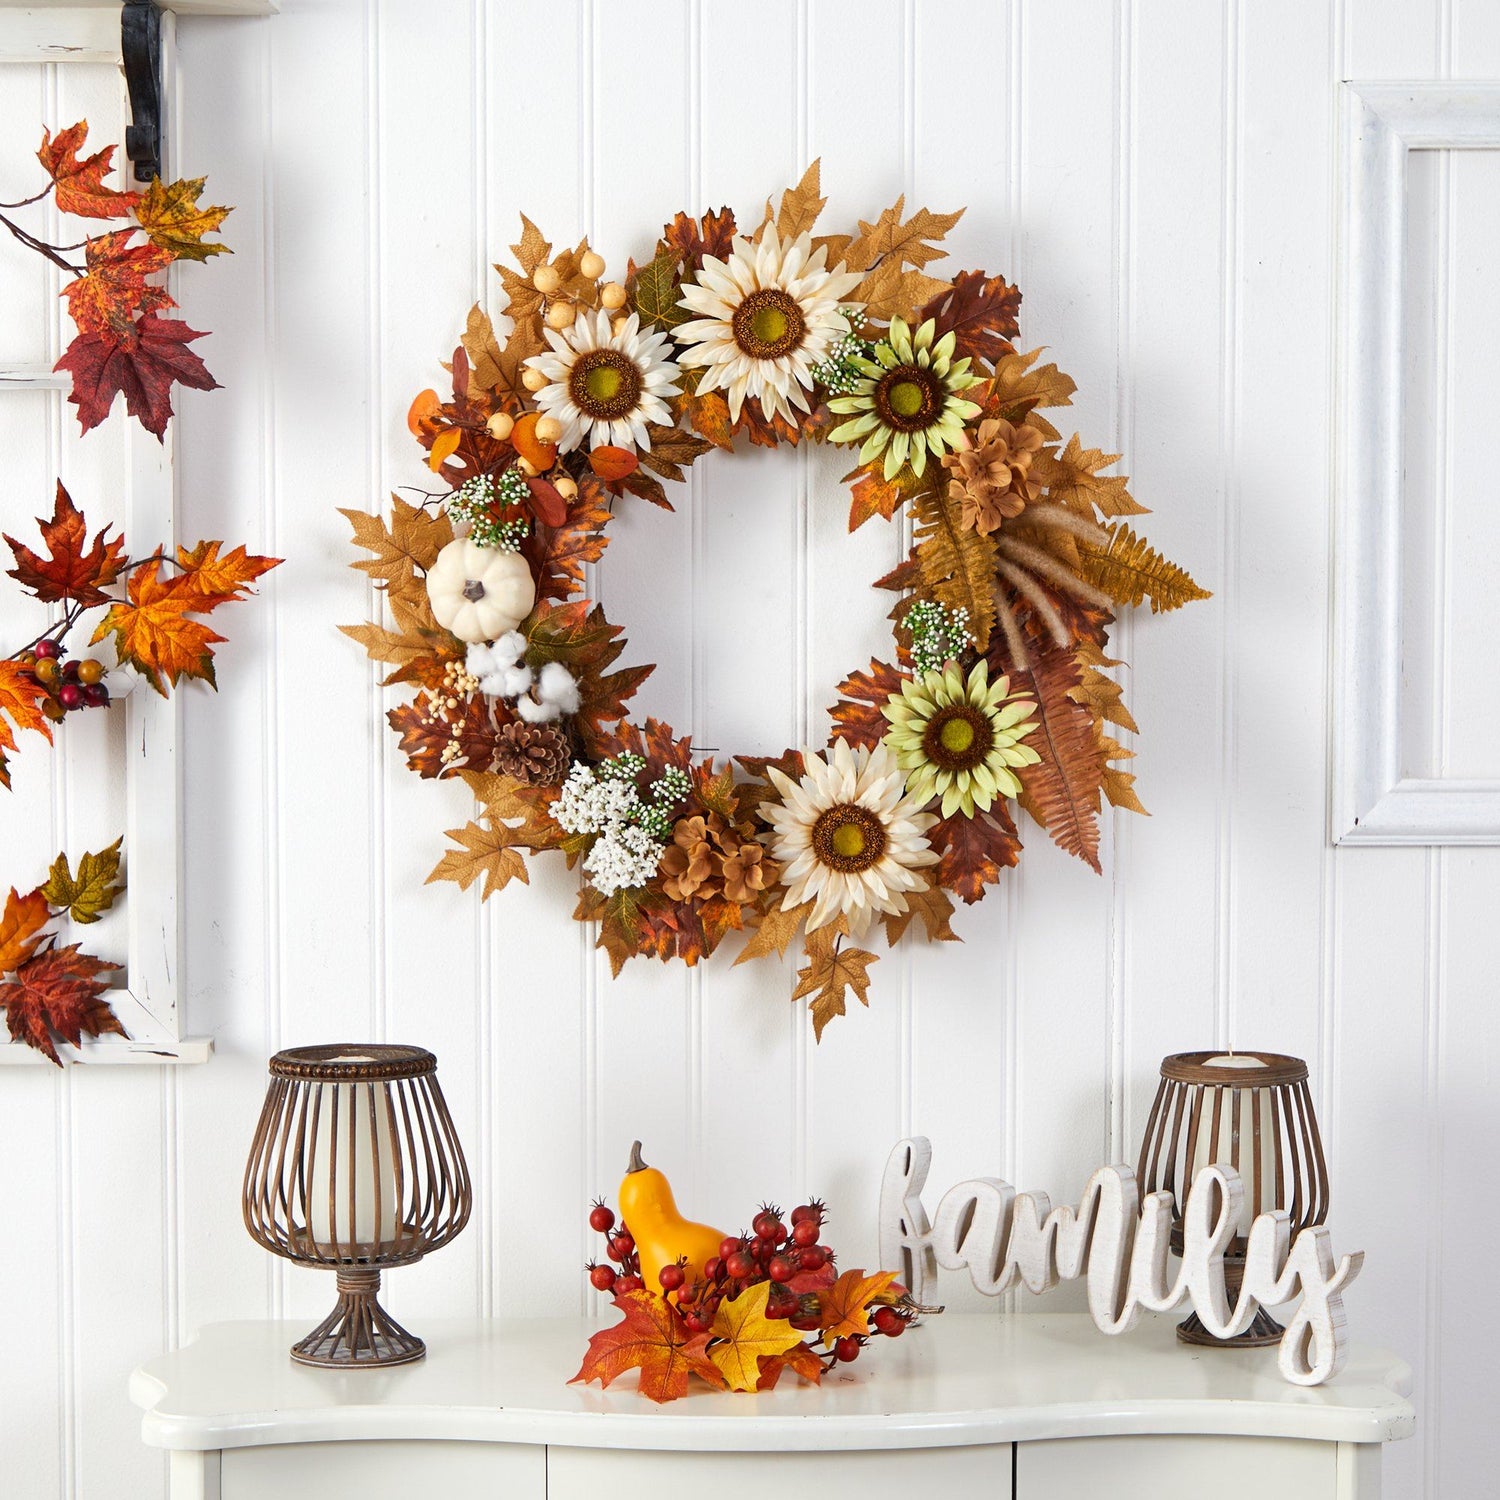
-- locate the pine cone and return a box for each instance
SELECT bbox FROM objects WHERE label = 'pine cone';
[493,720,571,786]
[941,416,1044,535]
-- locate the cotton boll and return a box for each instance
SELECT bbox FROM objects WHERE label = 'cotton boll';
[466,641,498,679]
[536,662,581,714]
[491,631,528,667]
[499,664,535,697]
[514,694,561,724]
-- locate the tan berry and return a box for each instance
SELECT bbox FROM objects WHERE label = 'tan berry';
[600,282,627,310]
[532,264,561,295]
[579,250,606,280]
[534,415,564,444]
[545,301,577,331]
[487,411,516,440]
[521,367,549,393]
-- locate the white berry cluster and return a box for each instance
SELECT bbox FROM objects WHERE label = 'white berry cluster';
[906,599,974,677]
[553,754,692,897]
[466,633,581,724]
[809,307,871,396]
[446,469,531,552]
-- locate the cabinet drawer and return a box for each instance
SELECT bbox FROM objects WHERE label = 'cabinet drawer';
[221,1439,545,1499]
[548,1445,1013,1500]
[1017,1436,1336,1497]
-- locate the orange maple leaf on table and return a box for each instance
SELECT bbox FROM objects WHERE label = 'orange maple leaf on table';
[3,481,127,607]
[36,121,140,219]
[755,1342,825,1392]
[570,1289,726,1403]
[56,312,219,439]
[91,558,227,695]
[0,661,53,789]
[707,1281,805,1392]
[0,944,123,1066]
[61,229,175,338]
[817,1268,902,1344]
[0,887,51,973]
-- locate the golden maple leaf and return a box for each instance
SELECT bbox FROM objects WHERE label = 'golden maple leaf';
[733,899,812,966]
[0,659,53,787]
[39,838,123,925]
[985,347,1078,416]
[842,197,965,274]
[133,175,232,262]
[341,497,452,595]
[775,160,827,241]
[883,879,959,946]
[425,820,530,900]
[707,1281,805,1393]
[816,1268,901,1343]
[792,925,879,1040]
[1036,434,1148,518]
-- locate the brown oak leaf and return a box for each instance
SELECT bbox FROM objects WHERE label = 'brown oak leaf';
[916,269,1022,368]
[830,657,907,750]
[1,943,124,1065]
[927,804,1022,904]
[4,481,126,606]
[37,122,140,219]
[571,1290,727,1403]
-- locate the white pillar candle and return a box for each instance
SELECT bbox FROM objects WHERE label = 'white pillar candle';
[1189,1055,1279,1239]
[307,1075,400,1250]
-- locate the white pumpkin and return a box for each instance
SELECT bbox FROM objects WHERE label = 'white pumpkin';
[426,539,537,644]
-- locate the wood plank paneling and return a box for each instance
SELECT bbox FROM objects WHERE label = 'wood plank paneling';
[0,2,1493,1496]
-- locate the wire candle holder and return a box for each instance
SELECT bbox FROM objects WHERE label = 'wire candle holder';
[1136,1050,1329,1348]
[243,1044,471,1367]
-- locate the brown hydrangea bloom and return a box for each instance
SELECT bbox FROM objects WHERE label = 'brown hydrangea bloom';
[660,811,777,905]
[492,720,571,785]
[941,416,1045,535]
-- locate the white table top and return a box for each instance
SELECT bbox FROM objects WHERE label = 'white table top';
[130,1313,1415,1454]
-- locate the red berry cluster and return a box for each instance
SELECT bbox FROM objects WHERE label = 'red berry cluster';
[15,638,110,720]
[584,1197,913,1371]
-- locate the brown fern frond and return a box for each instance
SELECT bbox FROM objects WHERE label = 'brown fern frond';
[1077,524,1211,612]
[912,486,999,650]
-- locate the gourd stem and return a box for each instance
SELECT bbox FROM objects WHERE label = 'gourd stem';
[627,1140,647,1174]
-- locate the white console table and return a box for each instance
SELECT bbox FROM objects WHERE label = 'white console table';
[131,1313,1414,1500]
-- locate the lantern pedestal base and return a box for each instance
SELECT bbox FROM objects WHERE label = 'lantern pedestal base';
[290,1268,425,1368]
[1175,1260,1285,1348]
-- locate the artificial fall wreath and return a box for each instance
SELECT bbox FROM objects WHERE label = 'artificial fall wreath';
[342,164,1209,1039]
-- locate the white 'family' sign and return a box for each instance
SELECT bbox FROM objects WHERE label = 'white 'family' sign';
[878,1137,1364,1385]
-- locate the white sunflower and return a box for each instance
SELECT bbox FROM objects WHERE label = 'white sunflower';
[761,739,940,937]
[523,308,681,454]
[674,227,863,425]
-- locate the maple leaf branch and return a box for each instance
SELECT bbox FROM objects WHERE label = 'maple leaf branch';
[0,209,83,277]
[0,184,53,210]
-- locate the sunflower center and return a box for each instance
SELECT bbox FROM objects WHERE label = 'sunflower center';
[874,365,941,432]
[732,288,807,360]
[922,705,995,772]
[568,348,643,420]
[811,804,888,873]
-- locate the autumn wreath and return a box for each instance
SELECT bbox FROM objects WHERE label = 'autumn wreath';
[342,164,1207,1037]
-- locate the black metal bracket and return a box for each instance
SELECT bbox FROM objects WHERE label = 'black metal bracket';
[122,0,164,185]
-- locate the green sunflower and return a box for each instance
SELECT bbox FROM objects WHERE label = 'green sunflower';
[827,316,983,480]
[882,659,1041,818]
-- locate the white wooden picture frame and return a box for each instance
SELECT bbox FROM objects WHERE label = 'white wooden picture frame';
[0,5,263,1062]
[1332,81,1500,844]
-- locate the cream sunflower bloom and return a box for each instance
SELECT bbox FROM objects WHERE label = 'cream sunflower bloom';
[673,227,863,425]
[523,308,681,454]
[882,659,1041,819]
[761,739,939,937]
[827,315,983,480]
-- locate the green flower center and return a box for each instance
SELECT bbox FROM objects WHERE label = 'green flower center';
[922,703,995,773]
[811,803,887,874]
[874,365,941,432]
[568,348,643,420]
[732,288,807,360]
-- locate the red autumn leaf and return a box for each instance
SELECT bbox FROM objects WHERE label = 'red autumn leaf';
[0,943,124,1066]
[56,312,220,439]
[61,229,175,338]
[0,887,51,972]
[662,206,737,272]
[0,660,53,789]
[816,1268,901,1343]
[927,803,1022,904]
[588,446,639,482]
[570,1289,726,1403]
[529,476,611,603]
[829,658,907,750]
[173,540,281,608]
[4,481,126,607]
[36,121,141,219]
[916,270,1022,368]
[90,558,226,695]
[756,1342,825,1391]
[523,477,568,529]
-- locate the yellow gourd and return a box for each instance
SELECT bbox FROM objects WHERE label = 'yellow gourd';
[617,1141,726,1292]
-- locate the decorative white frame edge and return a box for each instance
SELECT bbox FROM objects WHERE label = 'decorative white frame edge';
[1332,80,1500,845]
[0,8,220,1063]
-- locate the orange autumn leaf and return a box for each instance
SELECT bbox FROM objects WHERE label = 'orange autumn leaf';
[61,229,175,339]
[755,1341,825,1391]
[511,411,558,471]
[844,461,921,531]
[4,481,127,606]
[0,943,123,1066]
[91,559,226,696]
[37,121,140,219]
[427,428,462,472]
[588,445,639,482]
[708,1281,806,1392]
[680,388,735,450]
[0,660,53,789]
[173,540,281,607]
[0,887,50,973]
[407,387,441,437]
[817,1268,900,1343]
[570,1289,726,1403]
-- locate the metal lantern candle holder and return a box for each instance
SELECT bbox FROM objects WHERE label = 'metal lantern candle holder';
[1136,1050,1329,1349]
[243,1044,471,1368]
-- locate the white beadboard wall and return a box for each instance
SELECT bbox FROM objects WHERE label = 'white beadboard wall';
[1,0,1496,1496]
